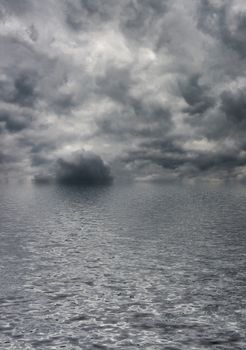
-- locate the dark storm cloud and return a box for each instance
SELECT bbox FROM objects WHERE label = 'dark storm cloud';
[180,74,215,116]
[31,154,53,167]
[95,101,172,144]
[124,149,185,171]
[221,88,246,128]
[197,0,246,58]
[1,0,246,183]
[95,68,131,106]
[96,110,171,142]
[193,86,246,142]
[124,144,246,181]
[0,0,31,15]
[96,66,171,120]
[95,104,172,140]
[32,173,53,184]
[120,0,168,44]
[139,139,185,155]
[194,152,246,172]
[0,70,38,107]
[65,0,114,31]
[0,151,16,165]
[95,65,173,138]
[224,13,246,58]
[55,152,113,186]
[12,72,38,107]
[65,0,168,36]
[0,109,33,132]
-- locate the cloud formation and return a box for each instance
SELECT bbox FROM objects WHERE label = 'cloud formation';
[55,151,113,186]
[34,151,112,186]
[0,0,246,183]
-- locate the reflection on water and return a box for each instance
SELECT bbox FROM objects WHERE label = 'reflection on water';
[0,182,246,349]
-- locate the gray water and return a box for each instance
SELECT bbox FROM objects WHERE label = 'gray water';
[0,182,246,350]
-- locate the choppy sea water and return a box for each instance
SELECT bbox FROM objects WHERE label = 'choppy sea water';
[0,182,246,350]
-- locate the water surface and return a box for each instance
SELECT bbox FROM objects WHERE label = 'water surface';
[0,182,246,349]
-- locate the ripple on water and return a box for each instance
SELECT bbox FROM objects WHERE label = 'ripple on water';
[0,183,246,349]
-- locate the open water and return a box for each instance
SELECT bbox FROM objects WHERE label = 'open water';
[0,182,246,349]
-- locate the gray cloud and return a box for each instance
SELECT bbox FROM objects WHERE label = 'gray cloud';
[55,151,113,186]
[0,0,246,184]
[34,151,113,186]
[197,0,246,58]
[0,70,38,107]
[221,88,246,129]
[65,0,116,31]
[180,74,215,116]
[0,0,32,15]
[0,108,33,133]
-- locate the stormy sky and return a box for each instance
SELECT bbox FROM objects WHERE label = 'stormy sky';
[0,0,246,184]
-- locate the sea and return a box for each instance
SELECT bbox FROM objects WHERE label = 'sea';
[0,181,246,349]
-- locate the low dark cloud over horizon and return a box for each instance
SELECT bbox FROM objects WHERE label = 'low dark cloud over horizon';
[0,0,246,184]
[34,151,112,186]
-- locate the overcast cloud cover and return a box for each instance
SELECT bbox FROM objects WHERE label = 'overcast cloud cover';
[0,0,246,184]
